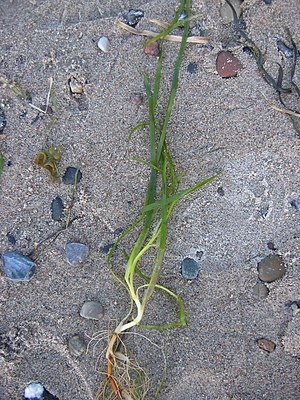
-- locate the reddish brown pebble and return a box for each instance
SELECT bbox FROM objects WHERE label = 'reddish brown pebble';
[256,338,276,353]
[144,41,160,57]
[130,93,144,106]
[216,51,243,78]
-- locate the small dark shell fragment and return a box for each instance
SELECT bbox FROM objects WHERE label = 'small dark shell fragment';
[123,9,144,27]
[62,167,82,185]
[51,196,64,221]
[0,108,7,134]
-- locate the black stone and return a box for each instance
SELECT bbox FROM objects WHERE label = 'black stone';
[187,62,198,74]
[123,9,144,27]
[51,196,64,221]
[6,232,17,245]
[62,167,82,185]
[0,108,7,134]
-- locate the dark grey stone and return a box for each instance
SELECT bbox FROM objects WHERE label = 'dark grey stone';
[181,257,199,280]
[2,251,36,281]
[80,301,104,320]
[258,254,285,283]
[65,242,89,266]
[62,167,82,185]
[253,282,269,299]
[51,196,64,221]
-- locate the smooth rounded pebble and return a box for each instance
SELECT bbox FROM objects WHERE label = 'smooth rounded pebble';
[216,51,243,78]
[181,257,199,280]
[62,167,82,185]
[2,251,36,281]
[80,301,104,320]
[258,254,285,283]
[68,335,87,356]
[220,0,242,24]
[256,338,276,353]
[51,196,64,221]
[65,242,89,266]
[253,282,269,299]
[97,36,110,53]
[24,383,44,399]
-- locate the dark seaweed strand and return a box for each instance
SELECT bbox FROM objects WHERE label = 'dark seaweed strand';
[225,0,290,94]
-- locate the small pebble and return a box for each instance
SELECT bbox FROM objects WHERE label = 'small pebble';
[69,77,84,94]
[290,199,300,211]
[263,0,272,4]
[144,41,160,57]
[217,186,225,196]
[196,250,204,260]
[97,36,110,53]
[65,242,89,266]
[260,206,269,219]
[100,243,114,254]
[62,167,82,185]
[123,9,144,27]
[220,0,242,24]
[257,254,285,283]
[68,335,87,357]
[24,383,44,399]
[80,301,104,320]
[2,251,36,281]
[6,232,17,245]
[51,196,64,221]
[267,241,276,250]
[253,282,269,299]
[130,93,144,106]
[256,338,276,353]
[187,62,198,74]
[276,39,294,59]
[181,257,200,280]
[0,108,6,133]
[216,51,243,78]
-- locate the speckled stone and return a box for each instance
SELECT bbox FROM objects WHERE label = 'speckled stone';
[80,301,104,320]
[258,255,285,283]
[181,257,199,280]
[216,51,243,78]
[68,335,87,357]
[2,251,36,281]
[256,338,276,353]
[65,242,89,266]
[253,282,269,299]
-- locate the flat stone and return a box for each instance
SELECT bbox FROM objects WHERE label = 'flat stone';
[51,196,64,221]
[65,242,89,266]
[181,257,199,280]
[258,255,285,283]
[2,251,36,281]
[216,51,243,78]
[220,0,242,24]
[97,36,110,53]
[80,301,104,320]
[253,282,269,299]
[62,167,82,185]
[68,334,87,356]
[256,338,276,353]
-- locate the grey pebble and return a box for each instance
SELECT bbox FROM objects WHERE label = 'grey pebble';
[258,254,285,283]
[253,282,269,299]
[123,9,144,27]
[0,108,6,133]
[62,167,82,185]
[290,199,300,211]
[51,196,64,221]
[80,301,104,320]
[256,338,276,353]
[65,242,89,266]
[181,257,199,280]
[187,62,198,74]
[68,334,87,357]
[2,251,36,281]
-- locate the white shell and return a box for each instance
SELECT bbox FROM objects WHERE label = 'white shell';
[97,36,110,53]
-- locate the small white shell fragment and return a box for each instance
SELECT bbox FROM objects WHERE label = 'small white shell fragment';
[97,36,110,53]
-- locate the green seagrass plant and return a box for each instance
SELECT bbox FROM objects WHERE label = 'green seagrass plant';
[95,1,218,398]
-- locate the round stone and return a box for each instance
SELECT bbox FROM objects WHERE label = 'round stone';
[62,167,82,185]
[2,251,36,281]
[80,301,104,320]
[216,51,243,78]
[97,36,110,53]
[253,282,269,299]
[68,335,87,357]
[258,255,285,283]
[65,242,89,266]
[181,257,199,280]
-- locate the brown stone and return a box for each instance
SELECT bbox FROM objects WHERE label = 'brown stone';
[256,338,276,353]
[216,51,243,78]
[257,254,285,283]
[144,41,160,57]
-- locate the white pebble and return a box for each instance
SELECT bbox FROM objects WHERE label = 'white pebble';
[97,36,110,53]
[24,383,44,399]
